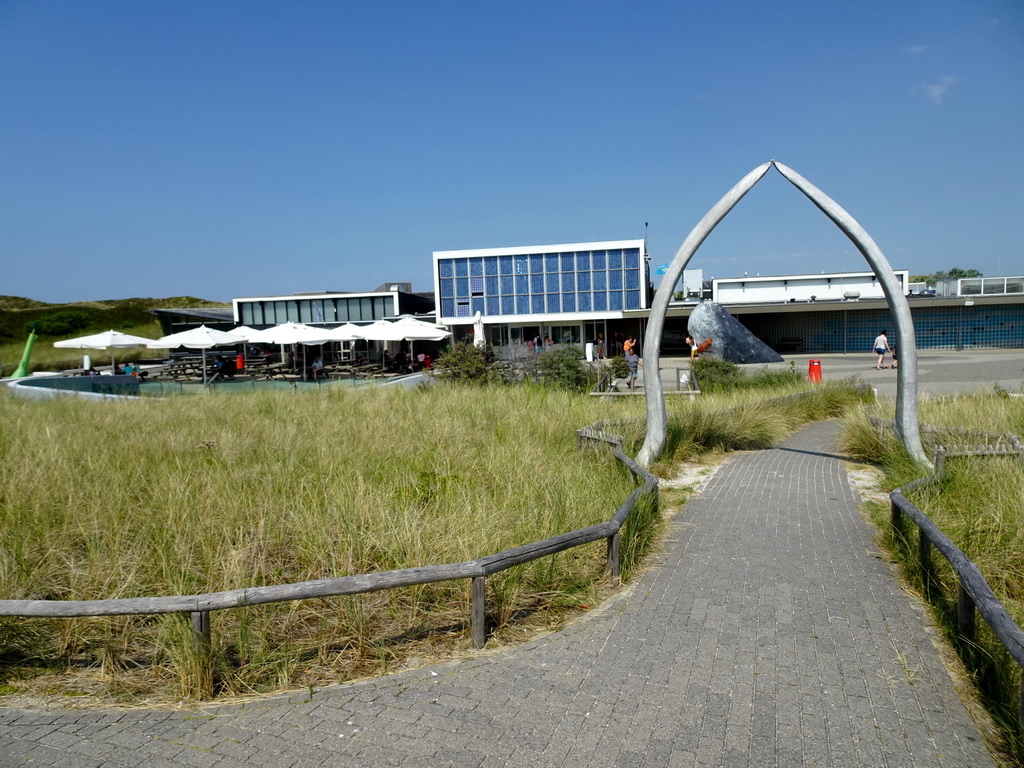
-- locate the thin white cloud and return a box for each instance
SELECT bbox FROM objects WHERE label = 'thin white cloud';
[916,75,957,104]
[904,44,927,55]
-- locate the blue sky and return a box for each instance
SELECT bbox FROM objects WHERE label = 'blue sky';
[1,1,1022,303]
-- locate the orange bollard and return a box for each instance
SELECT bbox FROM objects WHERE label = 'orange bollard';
[236,354,245,371]
[808,359,822,382]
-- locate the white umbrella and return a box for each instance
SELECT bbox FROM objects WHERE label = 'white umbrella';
[323,323,365,342]
[54,329,154,371]
[255,322,334,345]
[148,326,246,383]
[229,325,265,341]
[391,316,452,342]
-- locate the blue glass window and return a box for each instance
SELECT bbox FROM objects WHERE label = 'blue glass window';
[609,271,623,290]
[593,292,607,311]
[456,302,471,317]
[609,291,623,310]
[545,253,559,272]
[470,276,484,293]
[455,258,468,277]
[484,256,498,275]
[624,249,640,268]
[562,273,575,292]
[546,294,560,312]
[546,273,559,292]
[577,271,591,291]
[625,269,640,289]
[516,294,531,314]
[440,279,454,298]
[529,254,543,273]
[485,296,499,314]
[502,296,515,314]
[441,298,455,317]
[562,293,576,311]
[576,252,590,270]
[608,250,622,269]
[470,258,483,276]
[472,297,485,313]
[439,260,454,278]
[531,294,545,313]
[594,271,607,290]
[592,250,606,269]
[625,291,640,309]
[515,275,529,293]
[455,277,469,296]
[500,256,513,274]
[561,252,574,271]
[500,275,514,295]
[530,274,544,293]
[578,292,592,311]
[485,276,498,295]
[514,256,529,274]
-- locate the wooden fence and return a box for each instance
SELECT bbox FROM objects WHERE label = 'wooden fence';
[887,433,1024,738]
[0,421,657,685]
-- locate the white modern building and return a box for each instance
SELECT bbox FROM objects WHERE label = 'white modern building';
[433,239,650,347]
[712,270,909,305]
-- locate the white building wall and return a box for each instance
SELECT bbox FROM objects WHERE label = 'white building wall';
[713,271,908,304]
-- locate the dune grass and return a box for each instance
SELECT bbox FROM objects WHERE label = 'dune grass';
[841,394,1024,759]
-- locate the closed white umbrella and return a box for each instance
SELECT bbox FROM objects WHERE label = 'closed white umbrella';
[54,329,154,371]
[148,326,246,384]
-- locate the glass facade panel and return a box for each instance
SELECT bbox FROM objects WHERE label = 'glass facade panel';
[625,270,640,290]
[625,291,640,309]
[500,275,514,295]
[529,255,543,273]
[500,256,513,274]
[455,258,468,277]
[578,292,591,311]
[486,296,501,314]
[360,297,373,320]
[274,301,286,323]
[515,275,529,293]
[336,301,349,322]
[546,273,559,292]
[472,297,485,313]
[516,294,531,313]
[624,249,640,268]
[286,302,299,322]
[440,279,454,298]
[592,250,606,269]
[576,252,590,270]
[484,256,498,275]
[1007,278,1024,294]
[470,276,484,293]
[609,291,623,310]
[438,260,453,278]
[441,299,454,316]
[562,293,576,311]
[594,271,607,290]
[531,295,545,313]
[501,295,515,314]
[594,292,607,311]
[530,274,544,293]
[545,253,559,272]
[455,277,469,296]
[515,256,529,274]
[546,294,560,312]
[608,250,622,269]
[609,271,623,290]
[562,273,575,292]
[240,304,253,325]
[485,276,498,295]
[561,253,574,271]
[961,279,982,295]
[577,272,591,291]
[298,301,312,323]
[470,258,483,276]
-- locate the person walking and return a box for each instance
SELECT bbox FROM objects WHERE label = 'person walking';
[625,346,642,390]
[873,330,890,369]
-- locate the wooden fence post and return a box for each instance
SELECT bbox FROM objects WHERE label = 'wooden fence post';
[607,533,620,580]
[190,610,211,654]
[471,576,486,649]
[956,581,976,645]
[918,531,934,598]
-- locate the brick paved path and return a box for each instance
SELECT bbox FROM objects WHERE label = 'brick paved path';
[0,421,995,767]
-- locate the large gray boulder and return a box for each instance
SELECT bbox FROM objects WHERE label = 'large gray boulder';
[688,301,783,364]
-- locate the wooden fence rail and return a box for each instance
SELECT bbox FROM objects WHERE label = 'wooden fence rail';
[0,421,657,684]
[888,439,1024,738]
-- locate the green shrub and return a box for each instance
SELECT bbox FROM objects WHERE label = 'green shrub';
[433,341,506,384]
[607,355,629,379]
[692,358,802,393]
[32,309,96,337]
[538,345,590,391]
